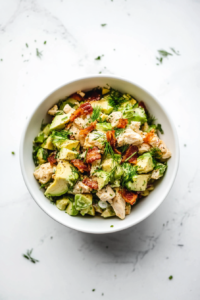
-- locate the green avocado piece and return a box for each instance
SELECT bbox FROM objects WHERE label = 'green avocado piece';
[123,107,147,124]
[126,174,151,191]
[50,114,70,131]
[59,98,80,110]
[101,207,115,218]
[66,201,79,216]
[61,140,80,151]
[90,99,113,115]
[154,163,167,178]
[41,136,55,150]
[56,198,70,210]
[36,148,48,164]
[34,132,45,143]
[96,171,110,190]
[45,161,79,197]
[102,154,121,172]
[59,148,78,160]
[136,153,154,173]
[75,194,92,211]
[96,122,112,131]
[43,124,51,137]
[113,165,123,179]
[80,205,95,216]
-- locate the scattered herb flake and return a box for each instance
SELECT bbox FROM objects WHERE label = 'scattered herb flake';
[157,123,164,134]
[95,56,101,60]
[92,289,95,292]
[36,48,42,58]
[44,41,47,44]
[158,50,172,57]
[23,249,39,264]
[99,71,102,74]
[11,151,15,155]
[101,24,107,27]
[110,225,114,227]
[0,59,3,61]
[26,43,28,48]
[170,47,180,55]
[169,275,173,280]
[184,144,187,147]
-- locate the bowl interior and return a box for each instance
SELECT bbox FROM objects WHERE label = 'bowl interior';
[20,76,179,234]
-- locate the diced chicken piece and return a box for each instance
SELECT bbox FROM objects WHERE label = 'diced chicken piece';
[48,105,58,116]
[151,169,161,180]
[138,143,151,154]
[90,159,101,175]
[63,104,75,115]
[70,124,80,139]
[33,163,53,184]
[159,140,171,159]
[117,128,143,147]
[72,181,91,194]
[111,191,126,220]
[84,132,106,150]
[129,121,141,133]
[96,185,115,203]
[73,117,88,129]
[108,111,123,127]
[149,132,160,147]
[77,90,85,97]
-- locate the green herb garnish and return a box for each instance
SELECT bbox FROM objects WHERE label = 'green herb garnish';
[168,275,173,280]
[170,48,180,55]
[91,106,101,122]
[23,249,39,264]
[11,151,15,155]
[158,50,172,57]
[36,48,42,58]
[147,114,156,125]
[157,123,164,134]
[44,41,47,44]
[101,24,107,27]
[149,147,162,160]
[61,115,68,121]
[125,151,136,162]
[110,225,114,227]
[26,43,28,48]
[92,289,95,292]
[95,55,103,60]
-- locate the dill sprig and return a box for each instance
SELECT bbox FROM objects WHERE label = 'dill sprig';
[36,48,42,58]
[107,89,127,110]
[149,147,162,160]
[170,48,180,55]
[156,124,164,134]
[91,106,101,122]
[158,50,172,57]
[23,249,39,264]
[147,114,156,125]
[114,128,125,137]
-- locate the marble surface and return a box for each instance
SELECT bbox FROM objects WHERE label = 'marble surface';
[0,0,200,299]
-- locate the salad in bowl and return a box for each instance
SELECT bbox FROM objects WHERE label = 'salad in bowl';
[33,86,171,220]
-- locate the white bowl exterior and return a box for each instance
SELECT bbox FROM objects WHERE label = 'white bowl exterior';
[20,76,179,234]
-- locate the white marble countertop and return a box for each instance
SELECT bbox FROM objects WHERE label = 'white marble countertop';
[1,0,200,299]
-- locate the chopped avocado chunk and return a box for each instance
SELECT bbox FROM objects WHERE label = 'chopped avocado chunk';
[102,154,121,172]
[36,148,48,164]
[126,174,151,191]
[34,132,45,143]
[96,171,110,190]
[51,130,69,149]
[101,207,115,218]
[123,107,147,124]
[75,194,92,210]
[45,161,79,197]
[136,153,154,173]
[59,148,78,160]
[118,98,137,111]
[43,124,51,137]
[110,179,121,187]
[61,140,80,151]
[66,201,79,216]
[41,136,55,150]
[96,122,112,131]
[80,205,95,216]
[90,99,113,115]
[59,98,80,110]
[113,165,123,179]
[102,88,110,95]
[56,198,70,210]
[50,114,70,131]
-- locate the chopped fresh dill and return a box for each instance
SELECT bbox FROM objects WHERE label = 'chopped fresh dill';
[168,275,173,280]
[11,151,15,155]
[125,151,136,162]
[149,147,162,160]
[26,43,28,48]
[118,144,129,153]
[44,41,47,44]
[101,24,107,27]
[91,106,101,122]
[158,50,172,57]
[170,48,180,55]
[156,124,164,134]
[147,114,156,125]
[36,48,42,58]
[23,249,39,264]
[114,128,124,137]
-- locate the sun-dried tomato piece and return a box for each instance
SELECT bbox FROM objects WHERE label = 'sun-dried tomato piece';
[143,129,155,144]
[79,121,97,137]
[70,93,83,101]
[85,146,101,164]
[122,145,138,164]
[84,89,101,101]
[116,118,128,129]
[138,101,147,111]
[71,159,89,173]
[120,188,138,205]
[70,102,93,122]
[82,178,98,190]
[47,153,57,166]
[106,130,121,155]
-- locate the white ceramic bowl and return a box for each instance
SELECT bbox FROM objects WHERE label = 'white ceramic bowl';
[20,75,179,234]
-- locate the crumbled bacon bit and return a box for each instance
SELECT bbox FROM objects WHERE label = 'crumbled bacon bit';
[85,146,101,164]
[79,121,97,137]
[143,129,155,144]
[71,159,89,173]
[106,130,121,155]
[84,89,101,101]
[70,102,93,122]
[120,188,138,205]
[82,178,98,190]
[116,118,128,129]
[47,153,57,166]
[122,145,138,164]
[70,93,83,101]
[138,101,147,111]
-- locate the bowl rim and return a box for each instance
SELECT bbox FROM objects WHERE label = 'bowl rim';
[20,74,179,234]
